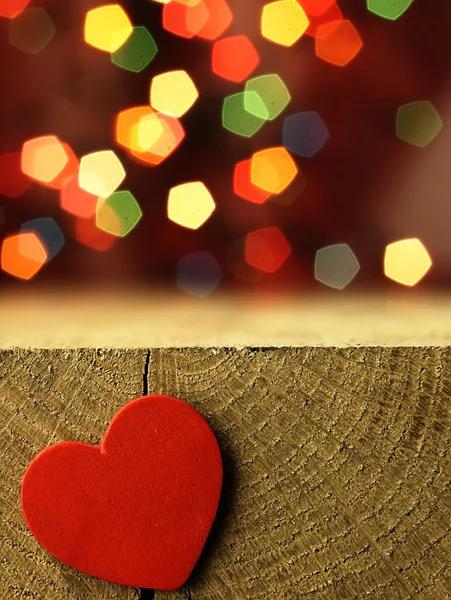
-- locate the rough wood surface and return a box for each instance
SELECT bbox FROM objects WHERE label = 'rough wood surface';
[1,346,450,598]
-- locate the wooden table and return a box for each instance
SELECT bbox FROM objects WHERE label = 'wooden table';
[1,291,450,599]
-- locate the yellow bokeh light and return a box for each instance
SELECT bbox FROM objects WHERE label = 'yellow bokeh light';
[384,238,432,287]
[150,70,199,118]
[79,150,126,197]
[261,0,309,47]
[168,181,215,229]
[84,4,133,53]
[135,112,165,152]
[21,135,69,184]
[251,147,298,194]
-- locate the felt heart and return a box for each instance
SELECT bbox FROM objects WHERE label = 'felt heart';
[21,394,223,590]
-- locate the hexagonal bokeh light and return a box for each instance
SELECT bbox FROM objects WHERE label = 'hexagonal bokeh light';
[261,0,309,47]
[233,159,272,205]
[244,74,291,121]
[21,217,65,263]
[168,181,216,230]
[111,26,158,73]
[84,4,133,53]
[0,0,30,19]
[79,150,126,198]
[245,227,291,273]
[212,35,260,83]
[21,136,69,185]
[162,0,209,39]
[1,232,48,280]
[222,92,266,138]
[367,0,414,20]
[177,251,223,298]
[8,7,55,54]
[96,190,143,238]
[150,70,198,118]
[251,147,298,194]
[315,20,362,66]
[315,244,360,290]
[384,239,432,287]
[396,101,443,148]
[283,111,329,157]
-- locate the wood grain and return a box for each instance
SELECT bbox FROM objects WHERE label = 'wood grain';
[0,349,145,600]
[0,317,450,598]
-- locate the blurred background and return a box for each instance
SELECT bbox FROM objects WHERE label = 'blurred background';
[0,0,450,296]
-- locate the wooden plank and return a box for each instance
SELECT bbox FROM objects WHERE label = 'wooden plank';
[0,349,145,600]
[0,293,450,598]
[1,291,451,347]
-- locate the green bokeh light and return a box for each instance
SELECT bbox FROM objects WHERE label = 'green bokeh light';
[96,190,143,238]
[396,101,443,148]
[244,74,291,121]
[8,7,55,54]
[222,92,266,138]
[111,26,158,73]
[367,0,415,21]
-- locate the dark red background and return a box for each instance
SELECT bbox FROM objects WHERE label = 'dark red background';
[1,0,450,291]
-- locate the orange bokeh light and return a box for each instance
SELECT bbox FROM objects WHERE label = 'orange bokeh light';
[1,232,48,280]
[298,0,335,18]
[60,174,99,219]
[130,113,185,166]
[233,159,272,204]
[305,1,342,38]
[251,147,298,195]
[196,0,233,41]
[0,0,30,19]
[42,143,79,190]
[21,135,69,185]
[212,35,260,83]
[245,227,291,273]
[115,105,154,153]
[162,0,209,39]
[315,20,362,66]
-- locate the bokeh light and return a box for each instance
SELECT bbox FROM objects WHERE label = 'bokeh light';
[0,152,31,198]
[196,0,233,40]
[244,74,291,121]
[60,175,99,219]
[384,238,432,287]
[75,216,118,252]
[111,26,158,73]
[315,20,362,66]
[84,4,133,53]
[150,70,199,118]
[250,147,298,194]
[305,2,343,38]
[233,159,272,205]
[367,0,414,21]
[222,92,266,138]
[396,101,443,148]
[261,0,309,47]
[299,0,335,18]
[168,181,215,230]
[315,243,360,289]
[162,0,209,39]
[212,36,260,83]
[115,106,154,153]
[1,232,48,280]
[96,190,142,238]
[8,7,55,54]
[0,0,30,19]
[245,227,291,273]
[177,251,223,297]
[133,112,185,163]
[21,136,69,185]
[283,111,329,157]
[21,217,65,263]
[79,150,126,197]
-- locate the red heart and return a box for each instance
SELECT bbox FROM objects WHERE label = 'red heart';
[21,395,223,590]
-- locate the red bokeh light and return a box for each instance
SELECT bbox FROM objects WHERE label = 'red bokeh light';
[245,227,291,273]
[233,159,272,205]
[212,35,259,83]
